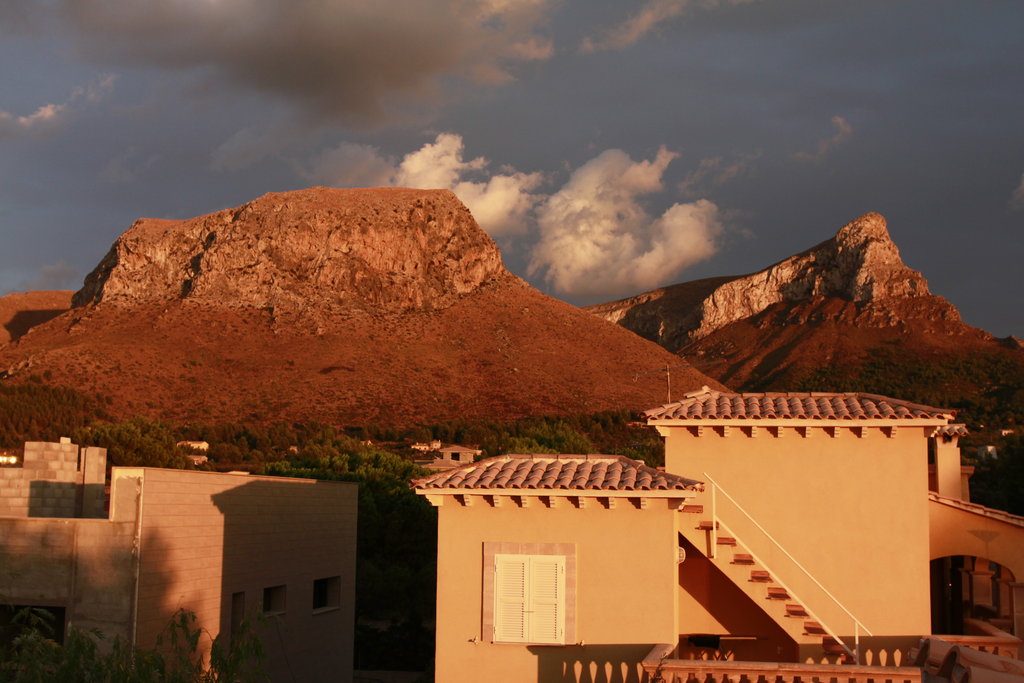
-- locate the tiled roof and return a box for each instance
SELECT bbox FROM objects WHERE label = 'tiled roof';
[645,387,954,422]
[411,454,702,492]
[933,424,969,438]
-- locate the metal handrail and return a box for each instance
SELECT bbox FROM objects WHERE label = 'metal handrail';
[702,471,873,663]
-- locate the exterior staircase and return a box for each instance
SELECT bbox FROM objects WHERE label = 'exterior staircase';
[679,491,865,664]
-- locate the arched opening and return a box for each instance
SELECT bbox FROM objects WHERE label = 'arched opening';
[931,556,1016,635]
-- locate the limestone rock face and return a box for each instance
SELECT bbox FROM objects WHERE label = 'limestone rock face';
[2,185,722,424]
[589,213,956,350]
[73,187,510,314]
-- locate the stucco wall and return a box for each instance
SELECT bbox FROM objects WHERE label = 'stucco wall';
[662,424,932,639]
[433,496,681,683]
[128,468,358,683]
[929,498,1024,580]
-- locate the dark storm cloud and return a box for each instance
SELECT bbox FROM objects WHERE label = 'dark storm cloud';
[17,261,80,292]
[50,0,555,123]
[1,0,1022,335]
[0,0,39,32]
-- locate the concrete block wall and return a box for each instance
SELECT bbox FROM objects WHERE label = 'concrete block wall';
[133,469,358,683]
[0,440,108,518]
[0,503,140,646]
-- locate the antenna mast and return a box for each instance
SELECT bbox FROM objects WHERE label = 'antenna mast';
[634,358,723,403]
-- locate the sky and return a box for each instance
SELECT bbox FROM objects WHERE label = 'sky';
[1,0,1022,336]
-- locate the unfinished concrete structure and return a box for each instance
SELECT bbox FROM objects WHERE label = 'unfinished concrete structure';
[0,438,106,518]
[0,440,357,682]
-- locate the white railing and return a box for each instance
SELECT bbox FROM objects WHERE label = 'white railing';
[703,472,873,664]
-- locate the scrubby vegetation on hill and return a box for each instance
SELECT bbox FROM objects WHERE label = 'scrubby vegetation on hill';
[968,434,1024,517]
[0,379,109,449]
[795,346,1024,434]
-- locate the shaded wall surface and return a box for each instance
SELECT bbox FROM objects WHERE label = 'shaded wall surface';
[675,536,798,661]
[0,471,140,643]
[661,424,933,638]
[128,469,358,683]
[2,460,358,681]
[433,498,681,683]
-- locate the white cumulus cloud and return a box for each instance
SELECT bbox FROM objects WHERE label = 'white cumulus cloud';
[304,133,542,237]
[305,137,726,296]
[0,74,114,139]
[529,147,722,298]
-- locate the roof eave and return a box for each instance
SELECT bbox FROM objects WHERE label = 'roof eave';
[411,487,701,498]
[646,416,954,427]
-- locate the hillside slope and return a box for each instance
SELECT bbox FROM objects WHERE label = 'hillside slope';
[1,187,719,424]
[0,290,72,344]
[589,213,1022,425]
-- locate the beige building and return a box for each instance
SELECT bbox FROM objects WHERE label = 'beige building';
[0,439,357,682]
[414,443,484,470]
[414,389,1024,682]
[414,454,703,682]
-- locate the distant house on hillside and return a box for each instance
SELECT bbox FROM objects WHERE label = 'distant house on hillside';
[0,439,357,682]
[176,440,210,452]
[414,388,1024,683]
[439,444,482,462]
[413,442,483,470]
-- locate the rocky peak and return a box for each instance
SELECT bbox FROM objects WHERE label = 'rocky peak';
[779,212,930,303]
[73,187,510,314]
[590,212,952,350]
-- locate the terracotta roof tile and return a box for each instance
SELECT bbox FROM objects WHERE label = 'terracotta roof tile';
[411,454,702,492]
[645,387,955,422]
[934,424,969,438]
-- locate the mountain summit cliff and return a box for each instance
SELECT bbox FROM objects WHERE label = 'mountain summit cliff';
[587,212,1015,393]
[589,212,960,352]
[2,187,719,424]
[74,187,509,314]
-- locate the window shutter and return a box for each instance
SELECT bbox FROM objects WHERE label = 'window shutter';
[528,556,565,644]
[493,553,566,644]
[494,555,528,642]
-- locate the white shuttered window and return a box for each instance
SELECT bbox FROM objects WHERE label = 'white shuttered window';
[493,554,566,644]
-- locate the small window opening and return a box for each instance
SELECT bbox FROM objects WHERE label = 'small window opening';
[313,576,341,612]
[262,585,287,615]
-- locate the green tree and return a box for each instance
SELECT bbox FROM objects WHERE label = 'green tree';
[75,417,188,469]
[0,608,265,682]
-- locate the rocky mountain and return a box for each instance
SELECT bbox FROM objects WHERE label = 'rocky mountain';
[1,187,719,425]
[590,213,966,352]
[588,213,1021,411]
[73,187,505,316]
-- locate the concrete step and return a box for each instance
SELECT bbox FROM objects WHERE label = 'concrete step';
[785,604,808,618]
[804,621,827,635]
